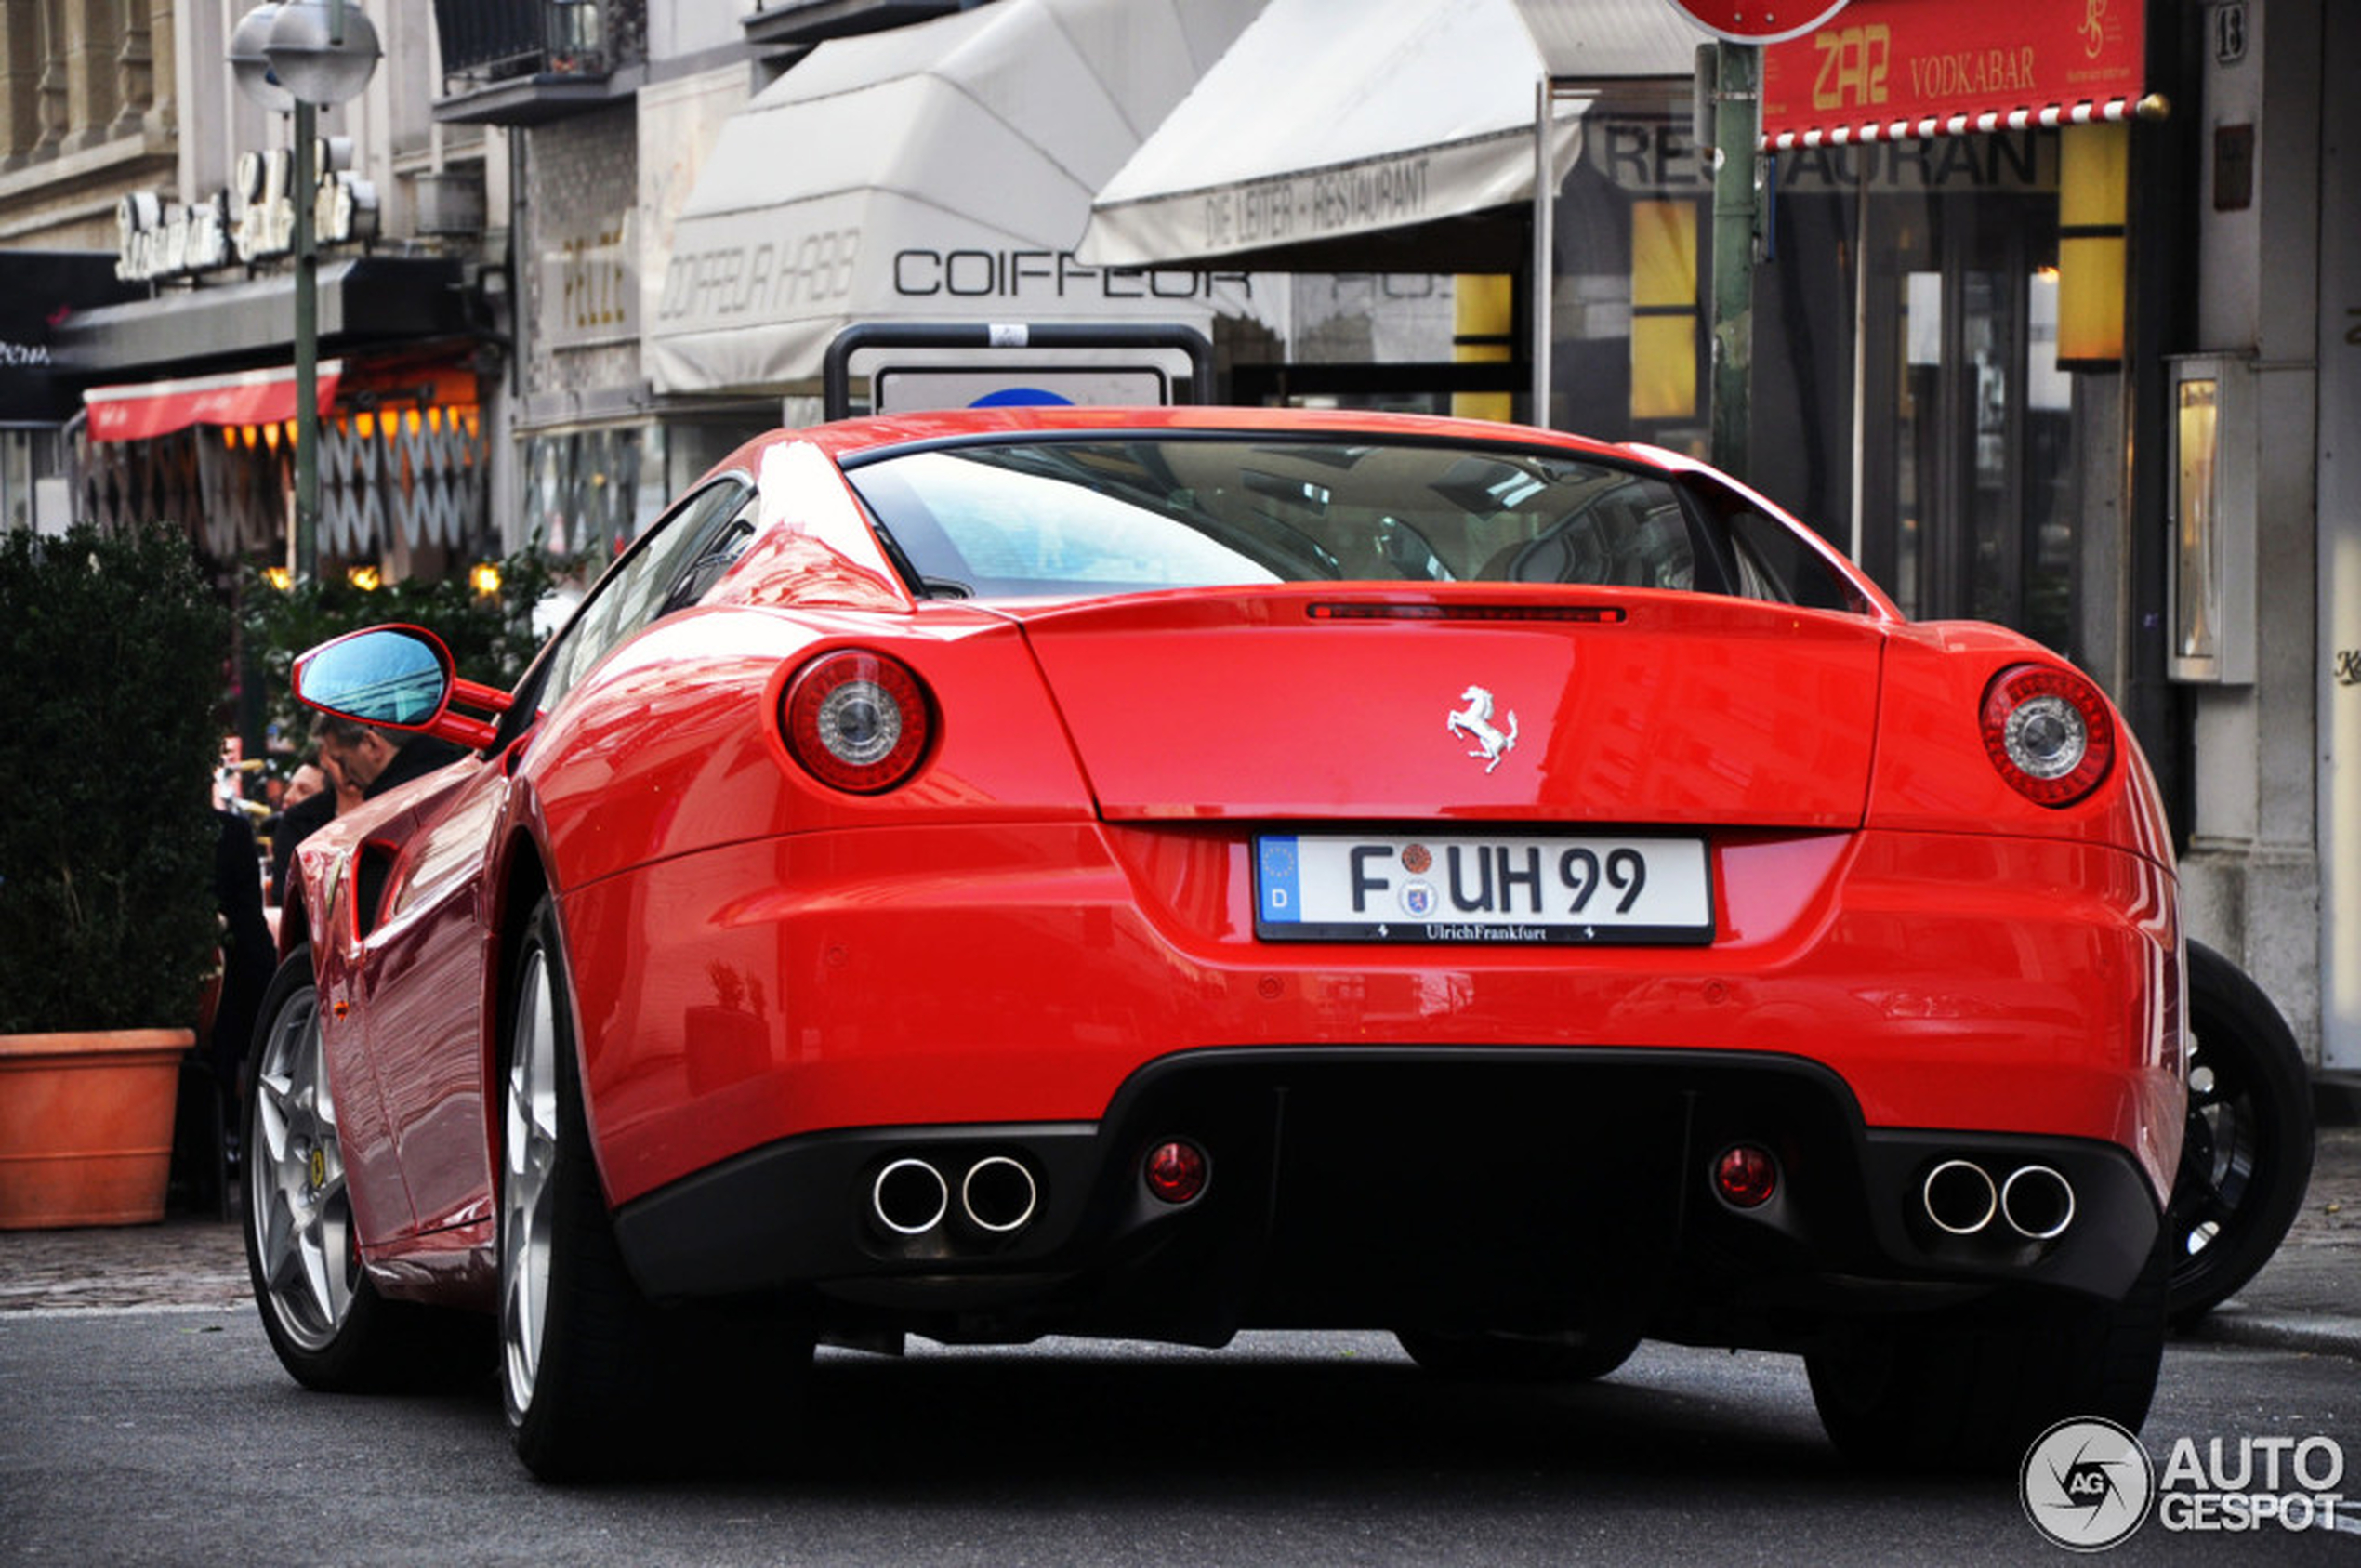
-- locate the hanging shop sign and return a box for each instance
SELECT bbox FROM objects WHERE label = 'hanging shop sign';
[546,210,639,350]
[1761,0,2146,148]
[113,137,379,283]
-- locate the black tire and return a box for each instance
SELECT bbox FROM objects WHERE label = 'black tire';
[509,902,798,1473]
[2167,941,2316,1324]
[1805,1241,2167,1472]
[243,945,463,1390]
[1395,1325,1642,1383]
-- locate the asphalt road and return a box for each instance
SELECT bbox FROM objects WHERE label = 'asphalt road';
[2,1125,2354,1565]
[2,1312,2357,1567]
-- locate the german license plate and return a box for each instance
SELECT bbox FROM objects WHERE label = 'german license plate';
[1253,833,1713,945]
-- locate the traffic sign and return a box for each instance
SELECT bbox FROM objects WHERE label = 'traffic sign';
[1665,0,1848,45]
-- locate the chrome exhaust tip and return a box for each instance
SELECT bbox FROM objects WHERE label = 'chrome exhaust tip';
[1921,1159,1998,1235]
[960,1155,1038,1233]
[2000,1164,2076,1240]
[872,1157,949,1235]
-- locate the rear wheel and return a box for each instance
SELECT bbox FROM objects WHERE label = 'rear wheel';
[2166,942,2315,1324]
[1805,1243,2167,1472]
[500,899,820,1479]
[244,946,459,1389]
[499,899,679,1479]
[1395,1325,1642,1383]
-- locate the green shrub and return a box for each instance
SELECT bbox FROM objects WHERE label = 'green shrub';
[238,543,564,755]
[0,522,232,1034]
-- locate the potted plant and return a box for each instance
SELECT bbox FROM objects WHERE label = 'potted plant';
[0,520,231,1228]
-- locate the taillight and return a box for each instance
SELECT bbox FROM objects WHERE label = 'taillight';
[1979,663,2114,806]
[782,650,930,793]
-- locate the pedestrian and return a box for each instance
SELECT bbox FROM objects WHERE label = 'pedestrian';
[210,806,275,1086]
[264,752,340,908]
[311,713,467,801]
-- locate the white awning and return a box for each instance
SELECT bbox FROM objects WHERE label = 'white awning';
[1078,0,1695,271]
[646,0,1272,397]
[1510,0,1714,77]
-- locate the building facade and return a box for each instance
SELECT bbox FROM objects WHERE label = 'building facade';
[0,0,509,586]
[4,1,2343,1078]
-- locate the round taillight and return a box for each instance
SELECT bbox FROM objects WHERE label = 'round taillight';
[782,650,930,793]
[1979,663,2114,807]
[1143,1140,1208,1205]
[1713,1143,1778,1209]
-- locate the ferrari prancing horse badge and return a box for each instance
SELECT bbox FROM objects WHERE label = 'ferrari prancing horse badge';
[1446,685,1518,773]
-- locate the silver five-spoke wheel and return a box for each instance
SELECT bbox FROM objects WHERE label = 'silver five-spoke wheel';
[501,943,561,1418]
[249,976,352,1351]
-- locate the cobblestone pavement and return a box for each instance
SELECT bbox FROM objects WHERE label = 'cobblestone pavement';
[0,1209,249,1314]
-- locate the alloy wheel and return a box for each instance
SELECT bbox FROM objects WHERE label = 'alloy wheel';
[249,983,353,1351]
[2170,1034,2260,1278]
[500,945,561,1417]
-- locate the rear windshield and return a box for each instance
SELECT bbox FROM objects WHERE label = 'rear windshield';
[842,436,1865,612]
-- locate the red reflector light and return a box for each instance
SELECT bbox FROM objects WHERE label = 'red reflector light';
[1979,662,2115,808]
[1713,1144,1778,1209]
[782,650,930,793]
[1143,1140,1208,1205]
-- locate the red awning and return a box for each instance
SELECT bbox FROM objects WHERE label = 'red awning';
[1761,0,2149,150]
[83,360,344,443]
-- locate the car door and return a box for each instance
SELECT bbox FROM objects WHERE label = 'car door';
[361,477,758,1240]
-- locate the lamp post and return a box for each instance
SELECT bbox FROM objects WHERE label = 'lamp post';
[230,1,380,586]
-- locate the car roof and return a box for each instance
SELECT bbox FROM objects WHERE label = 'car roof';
[713,404,1659,473]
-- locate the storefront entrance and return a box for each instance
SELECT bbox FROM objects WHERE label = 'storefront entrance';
[1748,131,2087,662]
[1854,190,2074,654]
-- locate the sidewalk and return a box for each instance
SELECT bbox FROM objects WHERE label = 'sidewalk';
[3,1127,2355,1348]
[2176,1120,2361,1361]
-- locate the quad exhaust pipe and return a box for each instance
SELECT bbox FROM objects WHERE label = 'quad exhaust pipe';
[870,1154,1039,1237]
[1919,1158,2076,1240]
[872,1157,949,1235]
[1999,1165,2075,1240]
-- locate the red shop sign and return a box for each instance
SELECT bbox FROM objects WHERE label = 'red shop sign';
[1761,0,2147,147]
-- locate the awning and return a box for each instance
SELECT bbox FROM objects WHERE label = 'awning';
[646,0,1274,398]
[1761,0,2151,150]
[1077,0,1696,272]
[1510,0,1716,77]
[84,361,344,443]
[50,257,469,378]
[0,253,144,424]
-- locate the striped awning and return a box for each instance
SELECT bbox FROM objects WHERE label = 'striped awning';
[85,361,343,442]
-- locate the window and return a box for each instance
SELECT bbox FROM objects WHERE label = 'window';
[845,436,1866,613]
[526,478,752,718]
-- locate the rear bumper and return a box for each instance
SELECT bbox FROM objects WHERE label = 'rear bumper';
[612,1046,2162,1346]
[561,821,2182,1210]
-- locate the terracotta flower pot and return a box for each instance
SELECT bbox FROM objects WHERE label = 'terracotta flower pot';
[0,1029,192,1230]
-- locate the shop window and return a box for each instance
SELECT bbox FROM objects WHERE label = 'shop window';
[1754,129,2081,657]
[1629,200,1701,423]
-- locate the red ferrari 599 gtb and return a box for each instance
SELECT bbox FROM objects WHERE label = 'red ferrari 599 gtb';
[244,406,2183,1478]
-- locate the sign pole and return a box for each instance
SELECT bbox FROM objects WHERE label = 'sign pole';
[1707,40,1759,479]
[291,97,319,584]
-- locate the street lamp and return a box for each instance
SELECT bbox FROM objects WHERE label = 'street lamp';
[231,1,380,585]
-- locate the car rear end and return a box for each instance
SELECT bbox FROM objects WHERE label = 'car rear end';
[576,415,2179,1371]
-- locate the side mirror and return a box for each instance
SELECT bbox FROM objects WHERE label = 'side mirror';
[294,625,509,748]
